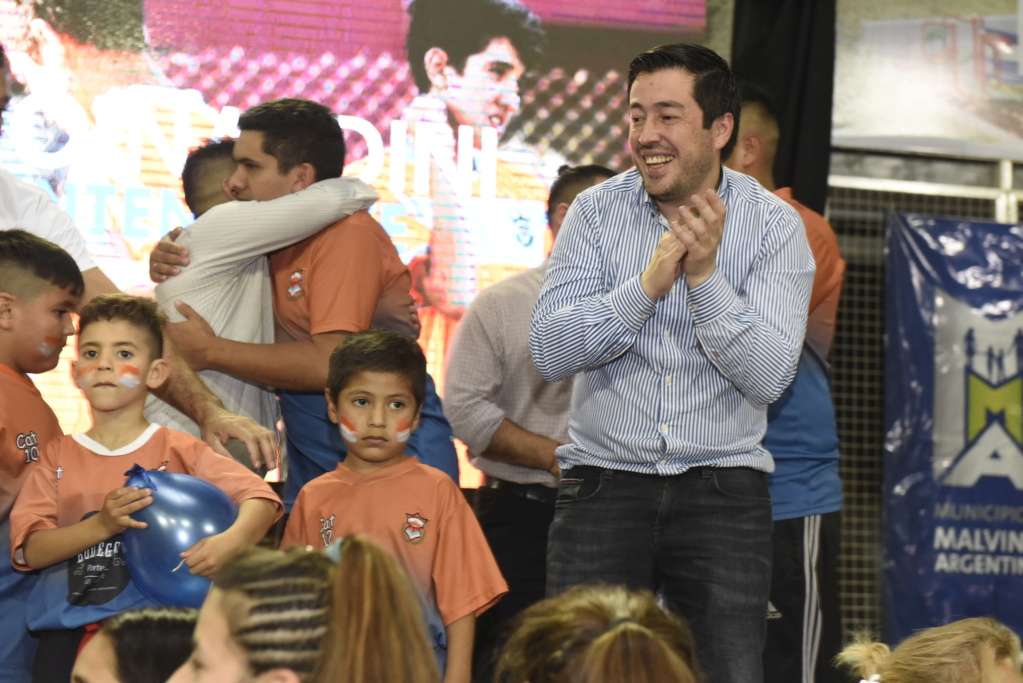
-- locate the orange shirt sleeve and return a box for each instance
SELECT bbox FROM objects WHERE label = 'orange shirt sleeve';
[10,440,61,570]
[306,213,392,337]
[778,190,845,359]
[431,481,507,625]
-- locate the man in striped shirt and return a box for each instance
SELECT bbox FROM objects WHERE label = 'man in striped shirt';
[530,44,815,683]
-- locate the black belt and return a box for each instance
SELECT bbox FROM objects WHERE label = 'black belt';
[485,477,558,505]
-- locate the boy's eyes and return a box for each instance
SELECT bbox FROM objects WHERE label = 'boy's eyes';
[82,350,97,359]
[117,350,133,359]
[389,401,406,410]
[353,398,370,406]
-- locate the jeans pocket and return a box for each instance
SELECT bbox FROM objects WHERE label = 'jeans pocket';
[710,468,772,504]
[555,470,604,507]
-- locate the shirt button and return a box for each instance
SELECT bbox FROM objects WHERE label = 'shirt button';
[658,458,667,466]
[663,330,670,340]
[665,375,672,384]
[660,424,668,434]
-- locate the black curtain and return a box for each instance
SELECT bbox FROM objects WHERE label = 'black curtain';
[731,0,835,214]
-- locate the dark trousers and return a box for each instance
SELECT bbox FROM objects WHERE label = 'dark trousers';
[764,511,844,683]
[472,483,555,680]
[546,466,774,683]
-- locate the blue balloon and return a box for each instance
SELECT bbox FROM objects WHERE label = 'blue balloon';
[122,464,238,608]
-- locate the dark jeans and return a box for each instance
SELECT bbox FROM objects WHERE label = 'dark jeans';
[547,466,773,683]
[472,484,555,680]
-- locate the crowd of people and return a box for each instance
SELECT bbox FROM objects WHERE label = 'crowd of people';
[1,2,1021,682]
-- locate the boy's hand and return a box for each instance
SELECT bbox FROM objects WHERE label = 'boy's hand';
[98,487,152,535]
[180,529,246,578]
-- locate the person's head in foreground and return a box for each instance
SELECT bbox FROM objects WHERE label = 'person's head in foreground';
[836,616,1023,683]
[627,43,739,216]
[0,229,83,375]
[168,536,439,683]
[71,606,198,683]
[494,584,703,683]
[325,329,427,474]
[73,294,169,408]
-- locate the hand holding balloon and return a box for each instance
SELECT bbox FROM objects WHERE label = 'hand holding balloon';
[98,486,152,535]
[179,527,246,578]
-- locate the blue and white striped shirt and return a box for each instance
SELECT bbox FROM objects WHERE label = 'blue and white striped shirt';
[529,168,814,475]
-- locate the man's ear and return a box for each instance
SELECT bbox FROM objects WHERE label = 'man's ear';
[732,131,761,172]
[711,112,735,155]
[423,47,450,91]
[0,292,16,330]
[549,202,570,235]
[145,358,170,391]
[289,163,317,193]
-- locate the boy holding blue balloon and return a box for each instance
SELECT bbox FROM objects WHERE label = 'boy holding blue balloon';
[10,294,282,681]
[281,330,507,683]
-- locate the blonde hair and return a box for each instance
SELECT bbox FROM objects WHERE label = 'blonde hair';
[836,617,1022,683]
[214,537,439,683]
[495,585,702,683]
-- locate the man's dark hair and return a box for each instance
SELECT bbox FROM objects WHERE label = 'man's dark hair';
[238,99,345,181]
[78,294,167,359]
[0,41,7,71]
[0,229,84,299]
[406,0,545,93]
[547,164,616,222]
[182,138,235,217]
[326,330,427,411]
[32,0,145,52]
[627,43,741,160]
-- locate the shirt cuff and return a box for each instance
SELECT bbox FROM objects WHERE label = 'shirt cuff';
[688,268,738,326]
[608,275,658,332]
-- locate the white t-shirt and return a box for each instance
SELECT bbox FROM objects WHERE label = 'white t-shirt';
[144,178,377,437]
[0,168,96,271]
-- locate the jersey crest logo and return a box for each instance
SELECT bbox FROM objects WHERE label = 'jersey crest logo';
[286,270,306,301]
[403,511,429,545]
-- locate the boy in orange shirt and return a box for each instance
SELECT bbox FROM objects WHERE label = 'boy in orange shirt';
[0,229,84,683]
[281,330,506,683]
[10,294,282,681]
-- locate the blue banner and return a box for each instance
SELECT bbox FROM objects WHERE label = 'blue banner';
[885,213,1023,642]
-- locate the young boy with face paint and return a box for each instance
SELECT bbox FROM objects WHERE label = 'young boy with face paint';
[0,229,84,683]
[9,294,282,682]
[281,330,506,683]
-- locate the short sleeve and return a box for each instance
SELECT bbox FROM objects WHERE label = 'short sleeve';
[9,442,61,570]
[431,481,507,624]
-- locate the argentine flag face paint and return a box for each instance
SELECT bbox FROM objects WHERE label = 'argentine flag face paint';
[117,366,141,388]
[340,416,359,444]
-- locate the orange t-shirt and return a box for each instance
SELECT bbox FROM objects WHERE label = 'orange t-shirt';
[776,188,845,359]
[269,210,417,342]
[11,424,283,571]
[282,457,507,626]
[0,364,63,525]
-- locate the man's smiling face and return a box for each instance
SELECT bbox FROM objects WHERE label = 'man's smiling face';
[628,68,725,211]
